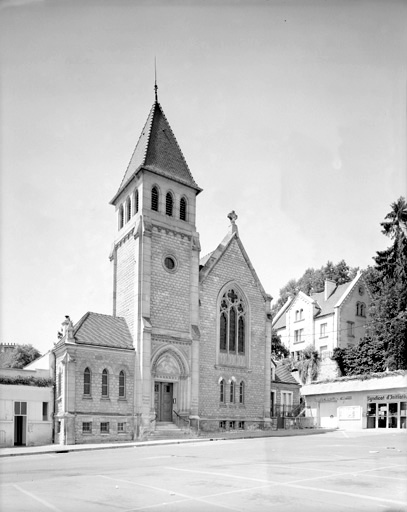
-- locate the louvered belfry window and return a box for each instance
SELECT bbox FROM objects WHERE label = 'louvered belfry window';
[151,186,159,211]
[166,192,173,216]
[219,288,246,354]
[180,197,187,221]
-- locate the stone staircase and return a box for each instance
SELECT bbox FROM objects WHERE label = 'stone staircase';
[145,422,196,441]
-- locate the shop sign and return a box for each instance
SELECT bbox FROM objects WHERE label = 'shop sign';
[367,393,407,403]
[318,397,337,402]
[338,405,361,420]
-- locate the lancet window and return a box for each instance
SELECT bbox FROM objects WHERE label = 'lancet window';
[219,288,246,355]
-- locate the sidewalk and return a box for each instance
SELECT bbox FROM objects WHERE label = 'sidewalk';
[0,428,333,458]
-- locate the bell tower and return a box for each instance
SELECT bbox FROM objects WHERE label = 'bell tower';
[109,90,202,436]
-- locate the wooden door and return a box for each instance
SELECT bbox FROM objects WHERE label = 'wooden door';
[154,382,173,421]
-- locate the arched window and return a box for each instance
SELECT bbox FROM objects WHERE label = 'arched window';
[230,380,235,403]
[166,192,173,216]
[239,381,245,404]
[84,367,91,396]
[126,197,131,222]
[102,369,109,397]
[119,370,125,398]
[356,302,366,317]
[220,379,225,403]
[219,288,246,355]
[134,189,139,215]
[180,197,187,221]
[118,205,124,230]
[151,186,159,211]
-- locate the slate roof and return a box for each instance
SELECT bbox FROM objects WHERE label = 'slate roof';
[111,102,201,203]
[55,312,134,350]
[311,282,351,317]
[275,362,299,385]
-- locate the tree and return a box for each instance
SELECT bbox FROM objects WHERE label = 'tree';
[293,345,320,384]
[369,197,407,370]
[271,329,289,360]
[0,344,41,369]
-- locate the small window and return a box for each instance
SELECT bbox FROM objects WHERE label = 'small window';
[58,369,62,398]
[219,420,226,430]
[294,329,304,343]
[230,380,235,403]
[134,189,139,215]
[84,367,91,396]
[347,321,355,337]
[166,192,173,216]
[119,205,124,230]
[14,402,27,415]
[82,422,92,434]
[238,421,245,430]
[357,302,366,317]
[229,421,236,430]
[119,371,125,398]
[100,422,109,434]
[220,379,225,403]
[126,196,131,222]
[151,186,159,211]
[57,421,61,434]
[102,369,109,397]
[180,197,187,221]
[239,381,245,404]
[164,256,175,271]
[320,323,327,338]
[42,402,48,421]
[118,422,126,433]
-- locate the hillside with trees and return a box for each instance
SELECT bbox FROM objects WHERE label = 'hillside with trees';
[0,344,41,369]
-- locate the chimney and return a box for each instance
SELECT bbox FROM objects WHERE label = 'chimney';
[324,279,336,300]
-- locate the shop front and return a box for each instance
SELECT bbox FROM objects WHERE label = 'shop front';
[301,370,407,431]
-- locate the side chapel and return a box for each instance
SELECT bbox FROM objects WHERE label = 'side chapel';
[54,90,273,443]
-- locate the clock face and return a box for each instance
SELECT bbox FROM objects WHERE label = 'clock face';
[358,285,364,296]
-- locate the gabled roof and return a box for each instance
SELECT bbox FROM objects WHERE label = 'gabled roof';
[272,297,292,330]
[111,102,201,203]
[199,230,270,301]
[274,361,300,386]
[54,312,134,351]
[311,282,349,317]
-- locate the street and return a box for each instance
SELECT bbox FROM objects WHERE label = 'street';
[1,430,406,512]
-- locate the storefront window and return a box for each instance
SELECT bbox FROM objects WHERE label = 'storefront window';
[367,403,376,429]
[388,403,398,428]
[378,403,387,428]
[400,402,406,429]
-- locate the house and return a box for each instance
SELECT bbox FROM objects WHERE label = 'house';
[270,360,302,428]
[272,272,372,380]
[301,370,407,430]
[0,357,54,447]
[53,89,274,443]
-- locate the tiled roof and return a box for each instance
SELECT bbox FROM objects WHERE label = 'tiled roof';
[311,282,349,316]
[275,362,299,385]
[55,312,134,350]
[112,102,201,202]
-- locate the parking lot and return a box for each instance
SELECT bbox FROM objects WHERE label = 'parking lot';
[1,430,406,512]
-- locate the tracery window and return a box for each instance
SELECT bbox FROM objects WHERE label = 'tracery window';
[166,192,173,216]
[151,186,159,211]
[219,288,246,354]
[102,369,109,397]
[180,197,187,221]
[83,367,91,396]
[119,370,125,398]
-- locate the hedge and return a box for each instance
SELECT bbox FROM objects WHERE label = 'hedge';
[0,375,53,387]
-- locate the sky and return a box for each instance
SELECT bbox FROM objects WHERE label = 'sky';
[1,0,406,355]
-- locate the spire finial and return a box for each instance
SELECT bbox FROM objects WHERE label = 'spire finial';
[154,57,158,103]
[227,210,238,234]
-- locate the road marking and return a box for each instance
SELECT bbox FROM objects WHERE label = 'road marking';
[342,431,349,438]
[99,475,246,512]
[13,484,63,512]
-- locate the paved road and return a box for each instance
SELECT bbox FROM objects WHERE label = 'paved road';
[1,430,406,512]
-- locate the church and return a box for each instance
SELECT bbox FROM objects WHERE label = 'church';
[53,89,273,444]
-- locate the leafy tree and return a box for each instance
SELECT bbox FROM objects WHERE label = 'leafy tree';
[0,344,41,369]
[271,329,289,360]
[293,345,320,384]
[368,197,407,370]
[332,339,386,376]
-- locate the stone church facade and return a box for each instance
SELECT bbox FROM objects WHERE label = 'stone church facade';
[54,93,273,443]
